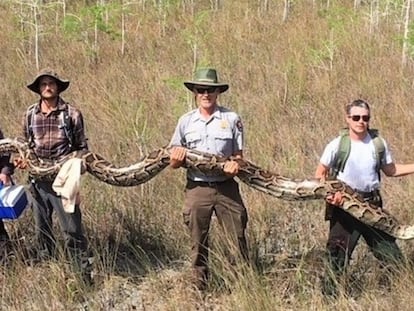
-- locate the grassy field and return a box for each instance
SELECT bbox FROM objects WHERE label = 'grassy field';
[2,0,414,310]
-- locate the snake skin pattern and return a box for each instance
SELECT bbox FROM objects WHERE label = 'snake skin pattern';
[1,137,413,240]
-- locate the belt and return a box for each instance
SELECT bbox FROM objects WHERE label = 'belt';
[357,189,380,199]
[29,174,56,183]
[186,178,233,188]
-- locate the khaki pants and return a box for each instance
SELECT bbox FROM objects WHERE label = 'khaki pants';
[183,179,248,284]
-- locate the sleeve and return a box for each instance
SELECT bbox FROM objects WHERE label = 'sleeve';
[169,116,186,147]
[381,138,393,165]
[319,137,341,168]
[232,115,243,153]
[71,108,88,151]
[22,108,31,141]
[0,128,14,176]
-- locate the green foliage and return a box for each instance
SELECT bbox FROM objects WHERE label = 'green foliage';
[163,76,182,91]
[62,14,82,39]
[307,38,336,71]
[163,76,188,118]
[182,10,213,66]
[63,3,122,40]
[155,0,182,10]
[88,3,121,39]
[318,5,357,35]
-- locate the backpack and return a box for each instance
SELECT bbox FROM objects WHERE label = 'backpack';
[325,128,385,221]
[25,103,74,149]
[330,128,385,179]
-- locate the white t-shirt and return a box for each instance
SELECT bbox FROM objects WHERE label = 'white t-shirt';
[320,134,393,192]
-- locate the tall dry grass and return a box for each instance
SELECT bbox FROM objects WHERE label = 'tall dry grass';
[2,0,414,310]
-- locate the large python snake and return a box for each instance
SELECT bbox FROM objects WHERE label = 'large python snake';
[1,137,413,240]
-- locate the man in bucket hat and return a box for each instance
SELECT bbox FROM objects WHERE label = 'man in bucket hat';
[169,68,249,290]
[16,69,93,285]
[27,69,70,94]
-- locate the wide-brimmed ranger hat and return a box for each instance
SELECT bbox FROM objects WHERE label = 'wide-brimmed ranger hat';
[27,69,70,94]
[184,68,229,93]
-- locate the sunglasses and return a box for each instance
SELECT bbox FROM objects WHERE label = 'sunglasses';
[194,87,217,94]
[349,115,370,122]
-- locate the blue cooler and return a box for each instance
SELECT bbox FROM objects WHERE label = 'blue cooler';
[0,184,29,220]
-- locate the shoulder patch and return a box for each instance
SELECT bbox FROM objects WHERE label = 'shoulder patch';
[236,119,243,132]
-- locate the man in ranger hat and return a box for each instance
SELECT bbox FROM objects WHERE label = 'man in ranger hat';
[169,68,249,290]
[16,69,93,284]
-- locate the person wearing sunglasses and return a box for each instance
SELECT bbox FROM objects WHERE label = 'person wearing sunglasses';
[315,99,414,296]
[169,68,248,290]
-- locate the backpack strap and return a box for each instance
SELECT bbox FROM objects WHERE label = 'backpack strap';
[26,103,74,149]
[26,104,37,148]
[331,128,385,179]
[330,129,350,178]
[369,129,385,177]
[60,104,73,148]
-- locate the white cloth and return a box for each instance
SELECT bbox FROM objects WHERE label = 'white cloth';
[320,134,393,192]
[52,158,84,213]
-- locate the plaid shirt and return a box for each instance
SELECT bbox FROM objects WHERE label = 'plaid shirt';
[23,98,88,160]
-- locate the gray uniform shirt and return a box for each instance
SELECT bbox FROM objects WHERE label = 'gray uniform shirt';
[170,105,243,182]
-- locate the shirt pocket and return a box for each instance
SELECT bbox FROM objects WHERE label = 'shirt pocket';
[32,125,45,140]
[184,132,202,149]
[214,130,233,154]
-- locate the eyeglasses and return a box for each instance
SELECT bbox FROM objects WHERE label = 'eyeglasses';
[349,115,370,122]
[194,87,217,94]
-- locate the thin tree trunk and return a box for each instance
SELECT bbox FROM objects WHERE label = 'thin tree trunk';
[402,0,411,68]
[282,0,289,22]
[32,0,40,70]
[121,9,125,56]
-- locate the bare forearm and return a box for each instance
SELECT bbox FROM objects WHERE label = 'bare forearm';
[388,163,414,177]
[315,163,329,180]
